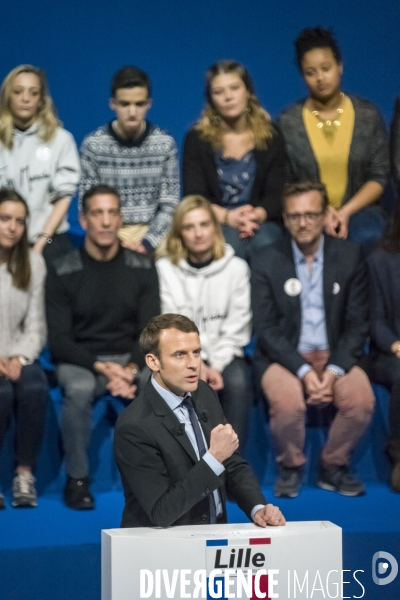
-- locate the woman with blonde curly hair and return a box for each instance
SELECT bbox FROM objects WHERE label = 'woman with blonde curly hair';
[0,65,80,264]
[156,195,253,445]
[182,60,286,262]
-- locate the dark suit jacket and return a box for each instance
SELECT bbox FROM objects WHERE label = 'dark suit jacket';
[391,96,400,195]
[182,126,286,221]
[368,247,400,354]
[251,235,369,378]
[114,379,266,528]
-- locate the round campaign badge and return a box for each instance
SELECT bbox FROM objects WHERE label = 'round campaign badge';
[36,146,51,162]
[284,278,302,296]
[332,282,340,295]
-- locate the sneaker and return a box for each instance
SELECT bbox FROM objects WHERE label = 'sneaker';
[12,473,38,507]
[318,465,365,496]
[64,476,95,510]
[274,466,303,498]
[0,492,5,509]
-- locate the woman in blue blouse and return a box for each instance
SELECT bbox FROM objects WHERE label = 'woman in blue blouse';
[182,60,286,262]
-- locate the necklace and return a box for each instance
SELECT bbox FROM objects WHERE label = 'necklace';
[312,92,344,135]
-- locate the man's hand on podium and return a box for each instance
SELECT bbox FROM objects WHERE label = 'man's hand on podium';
[253,504,286,527]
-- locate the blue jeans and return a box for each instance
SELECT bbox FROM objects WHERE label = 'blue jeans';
[0,362,48,468]
[347,206,387,255]
[222,221,284,264]
[219,357,253,450]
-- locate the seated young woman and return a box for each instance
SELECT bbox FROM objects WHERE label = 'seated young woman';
[182,60,286,263]
[368,205,400,493]
[278,27,390,253]
[0,188,48,508]
[0,65,80,265]
[156,195,253,446]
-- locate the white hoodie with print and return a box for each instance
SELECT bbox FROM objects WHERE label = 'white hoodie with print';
[0,123,80,242]
[156,244,252,372]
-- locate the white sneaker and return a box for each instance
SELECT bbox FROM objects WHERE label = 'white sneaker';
[12,473,38,507]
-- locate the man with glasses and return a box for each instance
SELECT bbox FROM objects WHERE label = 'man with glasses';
[251,181,374,499]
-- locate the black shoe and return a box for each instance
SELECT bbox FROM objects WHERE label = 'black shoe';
[274,466,303,498]
[0,493,5,509]
[318,465,365,496]
[64,477,95,510]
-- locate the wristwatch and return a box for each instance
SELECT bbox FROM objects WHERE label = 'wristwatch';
[326,367,343,380]
[125,362,139,381]
[17,356,30,366]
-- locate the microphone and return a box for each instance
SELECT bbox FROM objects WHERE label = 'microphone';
[199,411,208,423]
[177,424,185,436]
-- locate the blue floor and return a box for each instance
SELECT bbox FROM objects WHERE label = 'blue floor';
[0,483,399,600]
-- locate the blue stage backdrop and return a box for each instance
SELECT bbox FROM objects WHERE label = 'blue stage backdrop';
[2,0,399,153]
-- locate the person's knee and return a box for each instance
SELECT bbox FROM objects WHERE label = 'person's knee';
[336,373,375,418]
[59,368,96,410]
[223,360,248,390]
[251,222,284,251]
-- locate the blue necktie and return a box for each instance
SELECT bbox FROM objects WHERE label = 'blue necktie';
[181,396,217,524]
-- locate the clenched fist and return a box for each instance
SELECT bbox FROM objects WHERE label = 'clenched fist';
[209,424,239,463]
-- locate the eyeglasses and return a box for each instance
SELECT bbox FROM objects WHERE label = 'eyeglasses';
[285,211,324,224]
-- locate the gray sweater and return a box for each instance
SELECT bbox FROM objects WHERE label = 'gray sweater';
[277,95,390,204]
[0,250,47,361]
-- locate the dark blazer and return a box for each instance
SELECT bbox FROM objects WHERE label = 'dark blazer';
[368,247,400,353]
[251,235,369,377]
[277,95,390,205]
[182,126,286,221]
[391,96,400,195]
[114,379,266,528]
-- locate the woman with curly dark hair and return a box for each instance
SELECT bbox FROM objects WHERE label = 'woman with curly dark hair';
[278,27,390,253]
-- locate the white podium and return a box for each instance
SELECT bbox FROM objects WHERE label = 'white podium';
[102,521,342,599]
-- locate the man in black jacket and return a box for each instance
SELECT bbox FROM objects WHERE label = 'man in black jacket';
[114,313,285,528]
[252,181,374,499]
[46,184,160,509]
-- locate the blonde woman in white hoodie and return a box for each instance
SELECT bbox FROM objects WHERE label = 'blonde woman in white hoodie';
[156,195,253,446]
[0,65,80,265]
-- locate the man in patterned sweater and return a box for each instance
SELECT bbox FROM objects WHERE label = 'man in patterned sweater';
[79,66,180,253]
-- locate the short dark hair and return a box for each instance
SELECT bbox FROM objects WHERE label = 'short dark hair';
[283,181,328,211]
[81,184,121,214]
[140,314,199,358]
[295,27,342,71]
[111,66,151,98]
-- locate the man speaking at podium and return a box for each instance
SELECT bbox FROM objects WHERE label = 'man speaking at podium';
[114,314,285,529]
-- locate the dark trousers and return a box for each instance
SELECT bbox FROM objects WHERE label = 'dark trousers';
[0,363,48,468]
[347,206,387,255]
[370,353,400,441]
[222,221,284,264]
[219,357,253,450]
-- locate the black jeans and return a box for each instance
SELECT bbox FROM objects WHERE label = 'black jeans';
[0,362,48,468]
